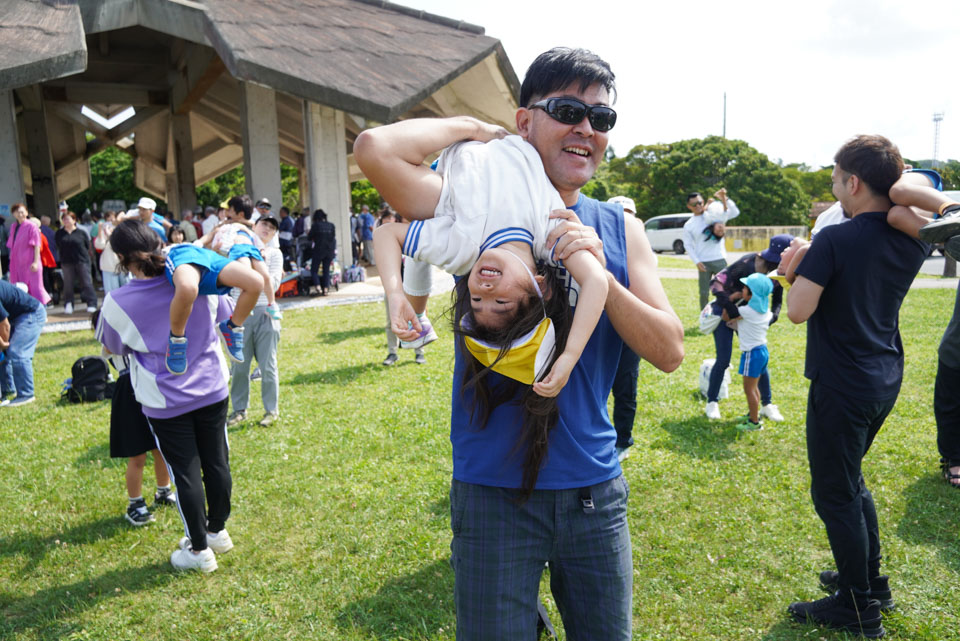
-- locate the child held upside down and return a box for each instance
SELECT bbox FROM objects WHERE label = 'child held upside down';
[164,199,268,375]
[359,117,609,398]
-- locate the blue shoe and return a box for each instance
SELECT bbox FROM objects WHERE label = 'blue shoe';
[166,335,188,375]
[218,320,245,363]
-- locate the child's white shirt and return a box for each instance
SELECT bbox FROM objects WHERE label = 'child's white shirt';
[212,223,263,256]
[737,305,772,351]
[401,135,566,276]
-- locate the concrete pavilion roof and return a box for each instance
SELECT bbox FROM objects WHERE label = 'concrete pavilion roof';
[3,0,521,201]
[0,0,87,92]
[203,0,520,123]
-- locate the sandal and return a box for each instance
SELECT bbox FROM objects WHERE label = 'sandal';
[940,457,960,489]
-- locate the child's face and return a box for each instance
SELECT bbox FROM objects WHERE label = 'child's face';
[467,246,538,330]
[741,285,752,301]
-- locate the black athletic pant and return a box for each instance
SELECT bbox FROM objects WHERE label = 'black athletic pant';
[611,341,640,449]
[806,381,895,603]
[935,359,960,461]
[148,398,231,552]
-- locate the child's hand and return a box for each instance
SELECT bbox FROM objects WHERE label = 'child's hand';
[389,293,421,341]
[470,118,509,143]
[533,352,576,398]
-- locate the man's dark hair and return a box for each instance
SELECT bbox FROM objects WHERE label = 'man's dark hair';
[833,135,903,197]
[687,192,703,203]
[227,194,254,220]
[519,47,616,108]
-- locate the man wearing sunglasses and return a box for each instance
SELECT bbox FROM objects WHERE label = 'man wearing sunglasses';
[354,47,683,641]
[481,47,683,641]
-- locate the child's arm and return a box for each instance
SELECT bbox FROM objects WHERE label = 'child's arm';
[373,222,420,340]
[354,116,508,220]
[887,172,957,238]
[533,249,609,397]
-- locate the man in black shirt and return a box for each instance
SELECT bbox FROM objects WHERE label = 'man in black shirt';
[787,135,928,638]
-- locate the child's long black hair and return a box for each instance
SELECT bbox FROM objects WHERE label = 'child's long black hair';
[451,263,572,501]
[110,219,165,277]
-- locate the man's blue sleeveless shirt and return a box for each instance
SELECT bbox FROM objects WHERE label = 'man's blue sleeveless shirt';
[449,194,628,489]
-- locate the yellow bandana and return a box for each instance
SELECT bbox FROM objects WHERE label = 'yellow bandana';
[463,316,557,385]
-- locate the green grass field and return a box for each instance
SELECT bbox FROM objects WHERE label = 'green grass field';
[1,279,957,640]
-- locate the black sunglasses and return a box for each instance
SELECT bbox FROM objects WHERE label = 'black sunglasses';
[528,97,617,132]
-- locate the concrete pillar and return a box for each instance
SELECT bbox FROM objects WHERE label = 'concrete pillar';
[165,173,180,221]
[21,92,58,217]
[303,100,350,268]
[171,112,197,215]
[0,90,25,215]
[239,82,282,209]
[298,167,309,210]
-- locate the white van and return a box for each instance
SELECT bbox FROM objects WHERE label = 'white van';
[644,213,692,254]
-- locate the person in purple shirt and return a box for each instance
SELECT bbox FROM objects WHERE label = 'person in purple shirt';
[95,219,236,573]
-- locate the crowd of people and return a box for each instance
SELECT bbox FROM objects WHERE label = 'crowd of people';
[4,45,960,640]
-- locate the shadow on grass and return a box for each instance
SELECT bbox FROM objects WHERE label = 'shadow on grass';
[652,414,738,460]
[288,362,382,386]
[0,561,173,640]
[685,325,708,338]
[36,336,96,353]
[336,559,455,640]
[318,326,383,344]
[73,442,124,468]
[895,475,960,574]
[0,515,132,576]
[760,619,812,640]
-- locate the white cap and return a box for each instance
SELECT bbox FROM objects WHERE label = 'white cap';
[58,201,68,211]
[607,195,636,214]
[137,197,156,210]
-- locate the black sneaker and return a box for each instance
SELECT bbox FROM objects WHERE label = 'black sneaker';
[919,204,960,243]
[788,591,884,638]
[945,236,960,262]
[819,570,895,611]
[154,487,177,507]
[125,499,155,526]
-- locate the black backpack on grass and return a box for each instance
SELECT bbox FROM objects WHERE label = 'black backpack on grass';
[62,356,112,403]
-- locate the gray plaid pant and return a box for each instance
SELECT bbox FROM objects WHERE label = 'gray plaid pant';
[450,476,632,640]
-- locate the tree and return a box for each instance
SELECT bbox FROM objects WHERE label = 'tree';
[598,136,811,225]
[351,179,381,212]
[781,164,834,203]
[66,147,164,214]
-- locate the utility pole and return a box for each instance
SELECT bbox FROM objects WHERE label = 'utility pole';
[722,92,727,138]
[933,112,944,168]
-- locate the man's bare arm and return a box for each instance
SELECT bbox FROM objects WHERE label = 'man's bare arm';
[605,214,684,372]
[787,275,824,324]
[353,117,507,220]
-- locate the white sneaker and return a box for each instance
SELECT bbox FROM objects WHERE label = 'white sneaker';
[760,404,784,422]
[64,302,73,314]
[705,402,721,420]
[206,529,234,554]
[86,305,97,313]
[170,537,217,572]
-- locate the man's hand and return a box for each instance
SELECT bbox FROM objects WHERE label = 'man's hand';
[696,262,706,272]
[547,209,605,266]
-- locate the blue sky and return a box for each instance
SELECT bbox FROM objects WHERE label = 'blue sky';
[407,0,958,168]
